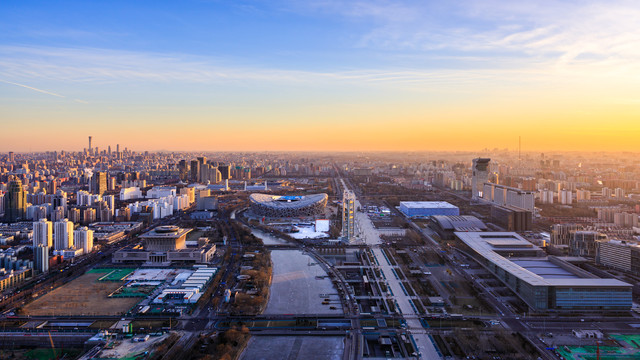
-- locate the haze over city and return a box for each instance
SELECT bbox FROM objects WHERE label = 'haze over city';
[2,0,640,152]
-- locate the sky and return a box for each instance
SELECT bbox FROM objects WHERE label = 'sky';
[1,0,640,152]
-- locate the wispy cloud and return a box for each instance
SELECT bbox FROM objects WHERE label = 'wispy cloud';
[290,0,640,75]
[0,78,66,98]
[0,45,571,90]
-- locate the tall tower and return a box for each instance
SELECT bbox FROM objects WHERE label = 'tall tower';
[3,178,27,222]
[190,160,200,182]
[88,136,92,154]
[218,165,231,180]
[471,158,491,202]
[91,172,107,195]
[342,190,356,243]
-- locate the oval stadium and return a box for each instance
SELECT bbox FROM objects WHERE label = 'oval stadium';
[249,193,328,217]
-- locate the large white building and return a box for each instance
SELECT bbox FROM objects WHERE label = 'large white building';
[73,226,94,254]
[147,186,177,199]
[539,190,554,204]
[559,189,573,205]
[33,218,53,248]
[120,187,143,201]
[54,218,74,250]
[77,190,102,206]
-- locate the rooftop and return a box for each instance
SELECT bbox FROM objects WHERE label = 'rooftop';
[431,215,487,232]
[455,232,632,288]
[139,226,191,239]
[400,201,458,209]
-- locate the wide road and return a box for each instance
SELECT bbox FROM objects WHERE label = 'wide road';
[340,178,441,359]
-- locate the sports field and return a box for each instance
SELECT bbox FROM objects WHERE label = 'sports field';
[88,267,136,281]
[611,334,640,349]
[557,344,640,360]
[23,271,141,316]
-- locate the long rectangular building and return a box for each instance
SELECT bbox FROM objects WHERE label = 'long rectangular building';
[482,183,535,212]
[597,240,640,275]
[455,232,632,312]
[399,201,459,218]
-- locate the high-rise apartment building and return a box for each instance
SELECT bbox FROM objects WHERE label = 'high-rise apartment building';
[342,190,356,243]
[34,244,49,273]
[74,227,94,254]
[54,219,74,250]
[33,218,53,248]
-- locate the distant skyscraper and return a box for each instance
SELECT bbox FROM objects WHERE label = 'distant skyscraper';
[34,244,49,273]
[74,227,94,254]
[190,160,200,182]
[471,158,491,202]
[8,151,14,162]
[88,136,92,155]
[3,178,27,223]
[342,190,356,243]
[91,172,107,195]
[33,218,53,248]
[218,165,231,180]
[54,219,74,250]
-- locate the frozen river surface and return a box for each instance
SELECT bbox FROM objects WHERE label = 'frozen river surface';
[264,250,343,315]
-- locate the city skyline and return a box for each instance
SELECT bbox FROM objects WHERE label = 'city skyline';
[2,1,640,152]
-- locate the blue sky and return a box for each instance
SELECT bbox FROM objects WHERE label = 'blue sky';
[1,1,640,151]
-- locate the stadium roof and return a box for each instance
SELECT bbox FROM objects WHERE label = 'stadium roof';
[249,193,328,209]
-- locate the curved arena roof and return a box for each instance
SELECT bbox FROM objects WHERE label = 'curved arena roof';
[249,193,328,217]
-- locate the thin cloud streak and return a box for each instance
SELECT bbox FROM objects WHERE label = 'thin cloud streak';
[0,45,608,92]
[0,78,66,98]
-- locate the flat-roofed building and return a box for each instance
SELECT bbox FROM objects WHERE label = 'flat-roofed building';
[455,232,632,312]
[490,205,532,231]
[399,201,459,218]
[597,240,640,275]
[113,225,215,265]
[429,215,487,240]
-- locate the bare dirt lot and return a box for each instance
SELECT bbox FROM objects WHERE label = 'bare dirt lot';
[23,272,140,316]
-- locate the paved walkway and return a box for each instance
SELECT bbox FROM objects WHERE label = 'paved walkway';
[341,178,441,359]
[371,246,441,359]
[355,200,382,246]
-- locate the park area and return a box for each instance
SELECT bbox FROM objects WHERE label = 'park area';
[22,268,140,316]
